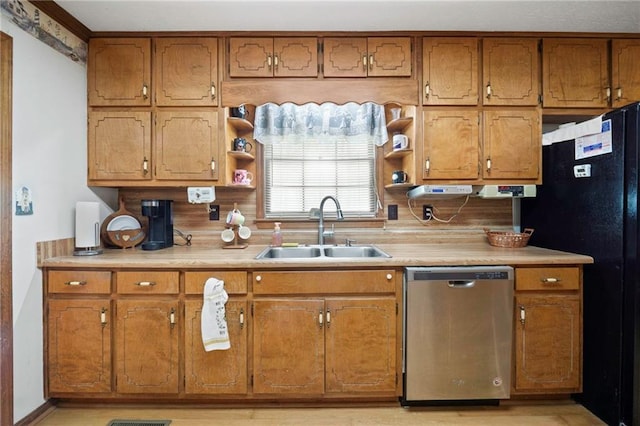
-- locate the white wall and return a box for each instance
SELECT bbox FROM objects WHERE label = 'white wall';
[1,15,117,421]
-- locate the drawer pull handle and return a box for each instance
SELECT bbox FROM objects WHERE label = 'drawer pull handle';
[100,307,107,326]
[136,281,156,287]
[362,55,367,71]
[369,55,374,71]
[142,84,148,99]
[424,82,430,98]
[541,277,561,284]
[318,310,323,328]
[326,309,331,328]
[65,280,87,286]
[210,83,216,100]
[170,307,176,328]
[519,305,526,325]
[239,308,244,329]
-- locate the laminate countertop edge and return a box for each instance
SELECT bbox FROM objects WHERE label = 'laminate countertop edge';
[40,243,594,269]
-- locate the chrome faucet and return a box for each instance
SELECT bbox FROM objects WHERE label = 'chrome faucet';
[318,196,344,245]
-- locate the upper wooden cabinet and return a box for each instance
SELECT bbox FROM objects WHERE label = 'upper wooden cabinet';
[323,37,412,78]
[542,38,609,108]
[483,109,541,181]
[419,108,541,183]
[228,37,318,78]
[154,37,218,106]
[88,38,151,106]
[611,39,640,108]
[422,37,478,105]
[482,38,540,106]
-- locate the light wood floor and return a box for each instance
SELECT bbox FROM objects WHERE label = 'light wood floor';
[33,402,606,425]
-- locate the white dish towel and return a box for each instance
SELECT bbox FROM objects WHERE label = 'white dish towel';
[201,277,231,351]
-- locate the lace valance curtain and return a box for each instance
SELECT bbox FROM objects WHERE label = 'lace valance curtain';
[253,102,388,146]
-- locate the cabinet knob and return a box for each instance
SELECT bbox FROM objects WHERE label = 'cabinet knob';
[386,274,393,280]
[255,275,262,282]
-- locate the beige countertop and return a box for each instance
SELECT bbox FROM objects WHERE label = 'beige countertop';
[41,242,593,269]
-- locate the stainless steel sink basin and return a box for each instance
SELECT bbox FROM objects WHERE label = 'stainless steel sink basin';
[322,246,391,258]
[255,246,323,259]
[255,245,391,259]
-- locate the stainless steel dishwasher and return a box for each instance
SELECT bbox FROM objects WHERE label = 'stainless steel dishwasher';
[402,266,514,405]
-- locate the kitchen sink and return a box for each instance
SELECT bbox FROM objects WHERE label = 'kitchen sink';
[255,245,391,260]
[254,246,323,259]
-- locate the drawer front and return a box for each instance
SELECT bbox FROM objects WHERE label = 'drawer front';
[116,271,179,294]
[253,270,396,295]
[48,270,111,294]
[515,267,580,291]
[184,271,248,295]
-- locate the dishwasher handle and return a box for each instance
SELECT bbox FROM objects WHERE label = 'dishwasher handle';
[447,280,476,288]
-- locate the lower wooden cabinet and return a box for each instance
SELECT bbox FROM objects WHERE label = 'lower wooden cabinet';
[252,270,398,397]
[513,267,582,393]
[184,299,248,394]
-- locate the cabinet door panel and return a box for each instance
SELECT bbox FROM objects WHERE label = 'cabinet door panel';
[323,37,367,77]
[325,297,396,393]
[184,299,248,394]
[612,39,640,108]
[155,111,219,180]
[482,38,539,106]
[155,38,218,106]
[542,38,609,108]
[48,299,111,394]
[367,37,412,77]
[423,38,478,105]
[116,300,179,393]
[514,295,581,391]
[483,109,541,180]
[421,110,479,180]
[253,299,324,394]
[229,38,273,77]
[274,37,318,77]
[88,38,151,106]
[88,112,152,181]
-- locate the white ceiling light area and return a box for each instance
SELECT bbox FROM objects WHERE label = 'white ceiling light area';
[56,0,640,33]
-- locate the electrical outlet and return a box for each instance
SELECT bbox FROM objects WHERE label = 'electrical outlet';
[423,205,433,221]
[388,204,398,220]
[209,205,220,220]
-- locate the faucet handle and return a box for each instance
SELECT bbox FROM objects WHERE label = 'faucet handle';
[345,238,357,246]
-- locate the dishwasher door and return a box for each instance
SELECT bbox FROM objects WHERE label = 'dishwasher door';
[403,266,514,404]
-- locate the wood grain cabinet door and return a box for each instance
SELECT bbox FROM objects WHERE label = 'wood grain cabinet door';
[253,299,325,394]
[482,38,540,106]
[325,297,396,394]
[542,38,609,108]
[323,37,367,77]
[482,109,541,182]
[367,37,412,77]
[514,295,581,392]
[421,110,480,181]
[184,299,248,394]
[47,299,112,394]
[611,39,640,108]
[88,111,152,181]
[154,111,219,181]
[88,38,151,106]
[422,37,478,105]
[273,37,318,77]
[229,37,274,77]
[154,37,218,106]
[116,300,179,394]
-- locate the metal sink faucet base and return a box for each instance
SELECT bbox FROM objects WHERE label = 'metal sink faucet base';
[317,195,344,245]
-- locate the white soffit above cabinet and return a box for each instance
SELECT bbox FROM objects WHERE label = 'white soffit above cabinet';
[56,0,640,33]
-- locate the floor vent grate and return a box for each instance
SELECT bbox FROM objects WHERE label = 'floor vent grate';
[107,421,171,426]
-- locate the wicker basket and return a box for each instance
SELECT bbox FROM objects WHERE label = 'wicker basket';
[484,228,534,248]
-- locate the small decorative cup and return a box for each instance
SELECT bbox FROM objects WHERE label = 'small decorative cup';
[233,169,253,185]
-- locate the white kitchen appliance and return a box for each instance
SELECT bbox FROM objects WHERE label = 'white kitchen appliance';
[407,185,473,200]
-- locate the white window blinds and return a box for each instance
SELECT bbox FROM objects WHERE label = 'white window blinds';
[263,135,377,218]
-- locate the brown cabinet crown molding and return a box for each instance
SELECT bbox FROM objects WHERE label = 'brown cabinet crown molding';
[31,1,91,42]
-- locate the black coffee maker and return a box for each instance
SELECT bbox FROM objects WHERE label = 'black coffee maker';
[141,200,173,250]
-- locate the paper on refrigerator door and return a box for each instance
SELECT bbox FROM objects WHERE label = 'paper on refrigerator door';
[575,119,612,160]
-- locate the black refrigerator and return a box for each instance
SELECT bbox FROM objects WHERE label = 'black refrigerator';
[521,101,640,426]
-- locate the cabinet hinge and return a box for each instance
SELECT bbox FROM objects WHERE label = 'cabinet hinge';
[251,303,254,316]
[538,94,543,105]
[396,302,398,315]
[250,374,254,386]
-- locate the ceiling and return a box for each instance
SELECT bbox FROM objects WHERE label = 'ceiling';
[55,0,640,34]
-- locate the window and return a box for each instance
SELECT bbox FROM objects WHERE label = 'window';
[263,135,378,218]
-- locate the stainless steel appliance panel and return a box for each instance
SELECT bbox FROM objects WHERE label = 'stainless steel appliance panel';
[403,266,514,402]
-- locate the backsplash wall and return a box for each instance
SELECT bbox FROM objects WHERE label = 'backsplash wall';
[119,187,513,247]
